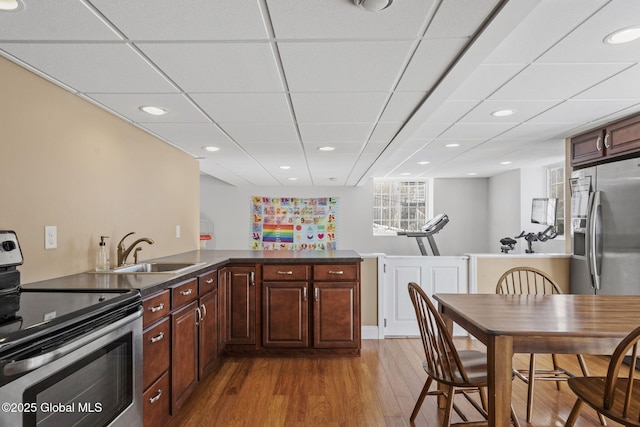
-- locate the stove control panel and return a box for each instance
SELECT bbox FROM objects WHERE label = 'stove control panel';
[0,231,23,268]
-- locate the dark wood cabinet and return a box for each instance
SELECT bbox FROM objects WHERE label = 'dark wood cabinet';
[263,281,309,348]
[171,300,199,413]
[143,372,170,427]
[571,112,640,168]
[313,282,359,349]
[198,288,218,378]
[220,266,257,346]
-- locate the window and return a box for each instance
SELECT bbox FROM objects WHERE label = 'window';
[547,164,565,235]
[373,180,428,235]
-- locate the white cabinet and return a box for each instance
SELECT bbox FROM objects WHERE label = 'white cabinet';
[382,256,468,337]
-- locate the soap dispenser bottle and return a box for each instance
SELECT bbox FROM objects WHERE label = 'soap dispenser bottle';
[95,236,110,271]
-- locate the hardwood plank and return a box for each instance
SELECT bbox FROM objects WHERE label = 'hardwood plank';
[167,338,624,427]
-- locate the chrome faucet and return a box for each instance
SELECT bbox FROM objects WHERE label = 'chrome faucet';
[117,232,154,266]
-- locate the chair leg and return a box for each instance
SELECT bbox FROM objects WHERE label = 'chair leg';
[442,385,456,427]
[526,353,536,422]
[510,404,522,427]
[552,354,562,390]
[565,398,584,427]
[410,376,433,422]
[575,355,607,426]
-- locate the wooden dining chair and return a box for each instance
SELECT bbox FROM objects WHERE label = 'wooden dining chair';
[565,324,640,426]
[496,267,606,425]
[407,282,521,427]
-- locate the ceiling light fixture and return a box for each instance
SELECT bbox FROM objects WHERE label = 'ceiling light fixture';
[279,166,291,170]
[400,173,411,176]
[202,146,219,152]
[288,177,298,181]
[500,161,512,165]
[491,109,515,117]
[353,0,393,12]
[604,26,640,44]
[445,143,460,148]
[467,172,477,176]
[0,0,22,11]
[318,146,336,152]
[417,161,430,165]
[140,105,169,116]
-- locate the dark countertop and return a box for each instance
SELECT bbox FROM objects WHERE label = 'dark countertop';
[23,249,362,297]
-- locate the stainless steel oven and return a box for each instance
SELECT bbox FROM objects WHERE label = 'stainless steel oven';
[0,231,143,427]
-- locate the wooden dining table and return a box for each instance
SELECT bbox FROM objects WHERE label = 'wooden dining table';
[433,293,640,427]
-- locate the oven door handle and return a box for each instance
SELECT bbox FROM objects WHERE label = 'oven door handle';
[3,307,142,377]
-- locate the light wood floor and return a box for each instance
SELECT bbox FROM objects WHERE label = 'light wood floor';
[168,338,622,427]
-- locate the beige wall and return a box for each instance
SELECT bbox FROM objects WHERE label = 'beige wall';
[475,256,571,294]
[1,57,200,283]
[360,257,378,326]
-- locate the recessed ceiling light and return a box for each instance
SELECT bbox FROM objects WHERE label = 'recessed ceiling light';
[279,166,291,170]
[400,173,411,176]
[467,172,477,176]
[318,146,336,152]
[445,143,460,148]
[491,109,515,117]
[202,146,219,152]
[288,177,298,181]
[417,161,430,165]
[500,161,512,165]
[0,0,22,11]
[604,26,640,44]
[140,105,169,116]
[329,177,339,181]
[353,0,393,12]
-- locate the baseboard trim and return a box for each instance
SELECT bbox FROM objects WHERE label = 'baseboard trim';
[362,326,380,340]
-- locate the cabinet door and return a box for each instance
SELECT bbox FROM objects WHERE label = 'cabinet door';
[198,290,218,379]
[171,301,198,413]
[605,114,640,159]
[222,266,257,345]
[263,282,309,348]
[143,317,170,390]
[143,372,170,427]
[571,129,605,167]
[313,282,359,349]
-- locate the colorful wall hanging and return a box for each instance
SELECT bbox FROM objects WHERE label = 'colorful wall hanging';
[250,196,338,250]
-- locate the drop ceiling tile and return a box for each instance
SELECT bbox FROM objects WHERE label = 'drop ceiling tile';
[396,38,469,91]
[423,0,501,38]
[529,99,640,123]
[439,122,516,139]
[370,122,404,143]
[190,93,293,123]
[574,64,640,99]
[499,122,583,140]
[305,141,363,155]
[485,0,607,63]
[427,100,480,123]
[86,93,210,123]
[91,0,268,40]
[0,1,121,41]
[241,142,303,157]
[538,0,640,64]
[220,123,299,143]
[459,100,561,123]
[267,0,434,39]
[409,122,452,139]
[489,63,631,101]
[137,42,284,92]
[298,123,374,143]
[450,64,525,100]
[278,41,413,92]
[290,92,388,123]
[0,43,176,93]
[140,123,234,147]
[380,92,426,122]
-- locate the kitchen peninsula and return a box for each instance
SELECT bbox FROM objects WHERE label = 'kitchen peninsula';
[24,249,362,427]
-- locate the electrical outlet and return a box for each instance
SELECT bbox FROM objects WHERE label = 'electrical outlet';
[176,225,181,238]
[45,226,57,249]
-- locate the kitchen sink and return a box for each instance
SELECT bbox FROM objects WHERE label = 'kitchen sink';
[107,262,206,274]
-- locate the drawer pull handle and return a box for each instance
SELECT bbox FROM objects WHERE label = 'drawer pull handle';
[149,389,163,404]
[149,303,164,313]
[328,270,344,275]
[180,288,193,296]
[150,332,165,343]
[205,278,214,284]
[277,271,293,275]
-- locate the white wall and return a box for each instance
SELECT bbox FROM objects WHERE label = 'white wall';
[200,175,491,256]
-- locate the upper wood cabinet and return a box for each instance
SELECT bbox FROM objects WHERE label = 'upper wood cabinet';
[571,113,640,168]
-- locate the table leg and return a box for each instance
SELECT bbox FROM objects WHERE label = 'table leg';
[438,304,454,408]
[487,334,513,427]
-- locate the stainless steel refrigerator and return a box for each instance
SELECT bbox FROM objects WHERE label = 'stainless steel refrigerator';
[570,157,640,294]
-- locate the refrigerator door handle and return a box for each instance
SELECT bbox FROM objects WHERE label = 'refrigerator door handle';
[589,191,603,290]
[585,191,595,289]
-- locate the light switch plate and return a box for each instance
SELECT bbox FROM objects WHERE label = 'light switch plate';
[45,225,57,249]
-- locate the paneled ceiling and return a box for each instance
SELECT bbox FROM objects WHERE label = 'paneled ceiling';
[1,0,639,186]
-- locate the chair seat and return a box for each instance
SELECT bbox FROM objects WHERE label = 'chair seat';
[568,377,640,427]
[424,350,489,386]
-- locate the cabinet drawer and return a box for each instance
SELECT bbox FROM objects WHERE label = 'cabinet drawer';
[198,270,217,295]
[314,264,358,281]
[172,278,198,308]
[143,291,170,328]
[143,372,170,427]
[143,317,170,389]
[263,264,309,281]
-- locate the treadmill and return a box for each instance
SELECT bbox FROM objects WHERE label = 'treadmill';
[397,213,449,256]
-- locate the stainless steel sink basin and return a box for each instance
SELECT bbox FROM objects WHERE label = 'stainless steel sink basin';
[108,262,206,274]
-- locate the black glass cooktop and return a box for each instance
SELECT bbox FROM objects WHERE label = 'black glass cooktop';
[0,288,140,354]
